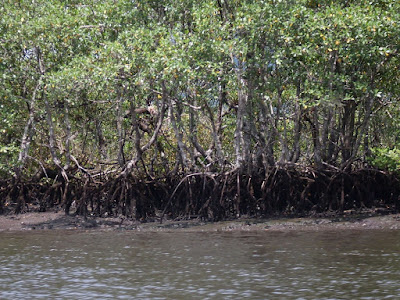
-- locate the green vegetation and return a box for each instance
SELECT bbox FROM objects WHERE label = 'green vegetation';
[0,0,399,218]
[369,147,400,173]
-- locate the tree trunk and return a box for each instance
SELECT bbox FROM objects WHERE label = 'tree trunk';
[189,94,209,167]
[95,119,107,159]
[257,98,275,167]
[15,81,41,179]
[341,100,356,168]
[233,66,248,169]
[312,107,322,169]
[169,97,188,171]
[129,94,142,165]
[116,96,125,168]
[63,100,72,170]
[290,100,302,164]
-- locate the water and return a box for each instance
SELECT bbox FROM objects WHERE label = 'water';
[0,229,399,299]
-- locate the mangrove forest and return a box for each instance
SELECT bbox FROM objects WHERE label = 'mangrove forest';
[1,0,399,221]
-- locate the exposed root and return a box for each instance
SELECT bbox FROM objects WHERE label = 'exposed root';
[0,167,399,221]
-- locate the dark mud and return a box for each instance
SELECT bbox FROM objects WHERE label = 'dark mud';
[1,208,400,232]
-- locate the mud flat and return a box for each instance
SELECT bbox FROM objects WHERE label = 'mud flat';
[1,209,400,232]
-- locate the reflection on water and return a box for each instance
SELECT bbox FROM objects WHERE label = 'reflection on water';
[0,229,400,299]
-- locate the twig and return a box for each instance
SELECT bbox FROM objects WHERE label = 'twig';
[160,172,217,223]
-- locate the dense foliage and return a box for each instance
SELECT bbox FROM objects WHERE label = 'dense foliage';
[0,0,399,217]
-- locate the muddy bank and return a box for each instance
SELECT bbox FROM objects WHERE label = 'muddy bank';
[1,209,400,232]
[1,167,399,232]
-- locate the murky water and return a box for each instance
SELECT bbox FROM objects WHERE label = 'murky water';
[0,229,399,299]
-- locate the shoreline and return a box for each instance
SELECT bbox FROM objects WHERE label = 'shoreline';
[1,210,400,232]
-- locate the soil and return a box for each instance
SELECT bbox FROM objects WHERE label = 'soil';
[1,209,400,232]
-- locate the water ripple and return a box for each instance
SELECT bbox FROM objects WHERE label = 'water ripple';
[0,230,399,299]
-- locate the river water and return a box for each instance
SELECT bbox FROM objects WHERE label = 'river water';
[0,229,399,299]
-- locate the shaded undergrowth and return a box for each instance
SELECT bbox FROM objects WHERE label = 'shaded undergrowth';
[1,166,399,221]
